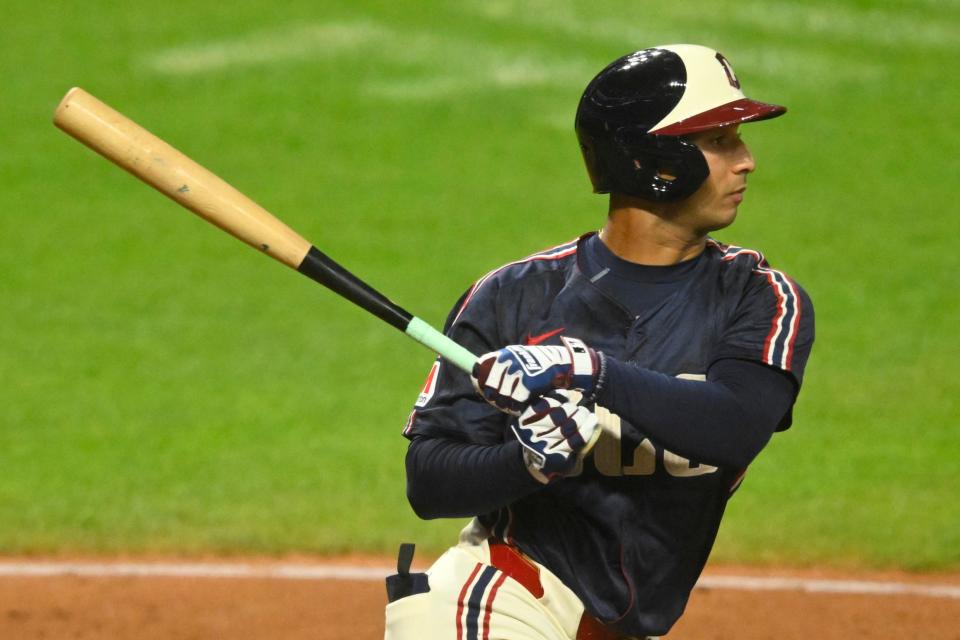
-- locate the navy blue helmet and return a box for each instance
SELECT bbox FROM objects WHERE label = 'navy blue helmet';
[575,44,786,202]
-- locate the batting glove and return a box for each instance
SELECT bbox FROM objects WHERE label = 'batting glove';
[471,336,604,415]
[511,391,600,484]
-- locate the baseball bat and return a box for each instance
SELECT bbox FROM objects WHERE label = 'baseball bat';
[52,87,476,373]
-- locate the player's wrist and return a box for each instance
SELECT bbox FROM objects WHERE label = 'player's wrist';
[504,439,553,488]
[580,349,607,404]
[559,336,600,394]
[520,448,552,484]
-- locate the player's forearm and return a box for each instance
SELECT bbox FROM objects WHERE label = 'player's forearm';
[595,357,793,468]
[405,437,543,519]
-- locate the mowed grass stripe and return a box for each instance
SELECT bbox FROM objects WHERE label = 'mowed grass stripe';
[461,0,960,49]
[141,22,390,75]
[458,2,886,87]
[142,18,593,101]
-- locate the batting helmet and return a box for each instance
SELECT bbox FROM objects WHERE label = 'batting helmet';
[575,44,786,202]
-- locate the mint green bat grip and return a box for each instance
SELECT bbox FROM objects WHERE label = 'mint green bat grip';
[405,317,477,373]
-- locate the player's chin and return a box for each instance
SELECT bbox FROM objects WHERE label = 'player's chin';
[699,204,739,233]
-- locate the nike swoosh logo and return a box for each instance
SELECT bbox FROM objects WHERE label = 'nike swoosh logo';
[524,327,565,345]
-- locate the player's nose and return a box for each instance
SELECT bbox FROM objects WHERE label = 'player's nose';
[734,142,756,175]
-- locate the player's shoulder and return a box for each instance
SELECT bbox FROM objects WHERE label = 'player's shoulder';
[705,238,771,272]
[706,239,803,283]
[452,236,580,311]
[487,236,581,283]
[705,238,814,310]
[447,238,580,325]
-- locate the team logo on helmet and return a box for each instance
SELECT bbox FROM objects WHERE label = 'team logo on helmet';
[715,52,741,89]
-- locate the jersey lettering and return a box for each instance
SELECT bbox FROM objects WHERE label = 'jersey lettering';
[587,405,718,478]
[585,373,717,477]
[664,450,718,477]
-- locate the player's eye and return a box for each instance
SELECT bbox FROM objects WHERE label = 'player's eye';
[713,133,743,147]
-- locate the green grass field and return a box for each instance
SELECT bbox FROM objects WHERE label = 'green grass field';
[2,0,958,569]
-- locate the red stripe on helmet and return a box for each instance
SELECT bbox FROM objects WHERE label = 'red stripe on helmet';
[650,98,786,135]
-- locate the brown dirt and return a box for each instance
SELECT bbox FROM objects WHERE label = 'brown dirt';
[1,558,958,639]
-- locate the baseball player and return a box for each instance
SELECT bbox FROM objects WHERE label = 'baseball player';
[384,44,815,640]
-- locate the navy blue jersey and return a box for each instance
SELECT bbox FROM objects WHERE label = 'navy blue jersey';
[404,233,814,636]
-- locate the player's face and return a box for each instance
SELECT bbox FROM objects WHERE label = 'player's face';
[676,125,756,233]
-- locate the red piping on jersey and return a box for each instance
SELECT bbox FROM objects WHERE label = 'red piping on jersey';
[707,240,801,371]
[758,269,801,369]
[402,410,416,436]
[729,468,748,494]
[452,238,580,325]
[601,543,637,625]
[785,295,801,369]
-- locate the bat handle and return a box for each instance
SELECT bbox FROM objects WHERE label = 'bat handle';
[405,317,477,373]
[295,247,476,372]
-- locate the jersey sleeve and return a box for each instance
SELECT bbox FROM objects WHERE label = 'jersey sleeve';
[402,277,511,445]
[710,267,815,387]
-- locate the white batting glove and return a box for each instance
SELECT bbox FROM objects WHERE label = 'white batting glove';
[471,336,603,415]
[510,391,600,484]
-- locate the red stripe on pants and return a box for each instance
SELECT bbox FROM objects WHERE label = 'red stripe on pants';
[481,573,508,640]
[456,563,484,640]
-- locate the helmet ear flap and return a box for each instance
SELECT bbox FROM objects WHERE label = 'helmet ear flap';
[577,134,613,194]
[608,131,710,202]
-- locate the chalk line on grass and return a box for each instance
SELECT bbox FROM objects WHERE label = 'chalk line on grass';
[0,562,387,581]
[696,575,960,599]
[0,562,958,599]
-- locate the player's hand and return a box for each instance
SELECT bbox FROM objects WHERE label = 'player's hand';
[471,337,602,414]
[511,391,600,484]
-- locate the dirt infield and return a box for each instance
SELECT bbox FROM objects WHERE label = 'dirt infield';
[1,558,958,639]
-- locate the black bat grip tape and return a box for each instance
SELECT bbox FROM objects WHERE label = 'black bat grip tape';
[297,246,413,331]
